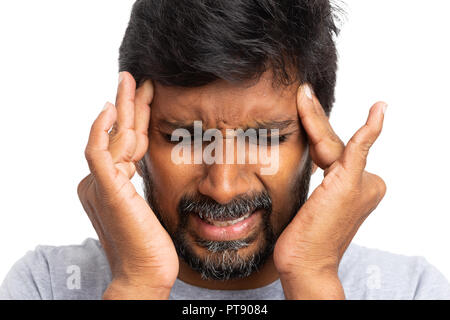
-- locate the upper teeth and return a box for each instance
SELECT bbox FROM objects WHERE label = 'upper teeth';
[202,212,252,227]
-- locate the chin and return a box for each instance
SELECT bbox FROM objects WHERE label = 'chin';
[176,232,274,281]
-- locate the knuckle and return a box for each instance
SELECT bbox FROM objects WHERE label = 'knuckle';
[367,185,380,203]
[84,146,95,162]
[78,176,95,200]
[356,139,372,154]
[84,148,105,178]
[365,123,378,135]
[77,179,87,200]
[347,136,360,150]
[77,177,98,216]
[77,174,92,198]
[365,172,387,202]
[373,174,387,200]
[350,131,373,153]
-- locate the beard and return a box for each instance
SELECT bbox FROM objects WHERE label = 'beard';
[137,154,312,281]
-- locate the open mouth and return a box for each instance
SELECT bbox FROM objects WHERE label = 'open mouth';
[196,210,256,227]
[190,209,262,241]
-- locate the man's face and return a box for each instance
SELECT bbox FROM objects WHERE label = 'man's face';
[139,70,312,280]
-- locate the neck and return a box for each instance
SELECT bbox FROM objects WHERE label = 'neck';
[177,255,280,290]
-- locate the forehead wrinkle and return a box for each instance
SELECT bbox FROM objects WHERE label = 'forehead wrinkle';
[158,117,298,134]
[155,86,298,132]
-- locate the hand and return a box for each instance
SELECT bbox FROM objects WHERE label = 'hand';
[77,72,179,299]
[273,84,387,299]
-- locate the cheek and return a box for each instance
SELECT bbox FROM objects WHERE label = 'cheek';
[262,138,307,232]
[148,140,190,189]
[146,136,198,230]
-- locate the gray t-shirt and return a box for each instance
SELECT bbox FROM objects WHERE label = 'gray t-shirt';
[0,238,449,300]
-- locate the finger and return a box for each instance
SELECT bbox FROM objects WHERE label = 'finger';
[84,102,118,184]
[342,102,387,173]
[132,79,154,162]
[115,71,137,131]
[108,124,137,166]
[297,84,345,169]
[108,72,139,164]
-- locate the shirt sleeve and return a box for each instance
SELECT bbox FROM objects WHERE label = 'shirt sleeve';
[413,257,450,300]
[0,247,53,300]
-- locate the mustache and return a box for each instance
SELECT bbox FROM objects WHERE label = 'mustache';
[178,191,272,221]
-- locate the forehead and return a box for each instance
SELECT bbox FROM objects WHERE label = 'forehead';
[150,70,299,127]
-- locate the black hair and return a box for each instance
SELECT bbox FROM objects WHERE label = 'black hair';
[119,0,342,115]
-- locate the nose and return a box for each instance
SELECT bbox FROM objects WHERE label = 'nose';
[198,163,252,204]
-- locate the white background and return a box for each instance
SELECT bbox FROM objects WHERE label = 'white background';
[0,0,449,282]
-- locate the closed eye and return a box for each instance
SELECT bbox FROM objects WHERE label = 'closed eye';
[253,133,291,146]
[162,132,192,144]
[161,132,292,145]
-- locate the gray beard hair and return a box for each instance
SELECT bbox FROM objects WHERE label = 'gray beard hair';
[195,239,251,253]
[191,232,262,280]
[199,251,257,280]
[176,228,269,281]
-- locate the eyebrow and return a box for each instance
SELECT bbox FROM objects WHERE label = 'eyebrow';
[246,120,297,132]
[159,119,297,134]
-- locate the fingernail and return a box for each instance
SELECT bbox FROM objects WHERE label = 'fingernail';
[118,72,124,84]
[382,103,388,115]
[304,85,313,100]
[102,102,110,112]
